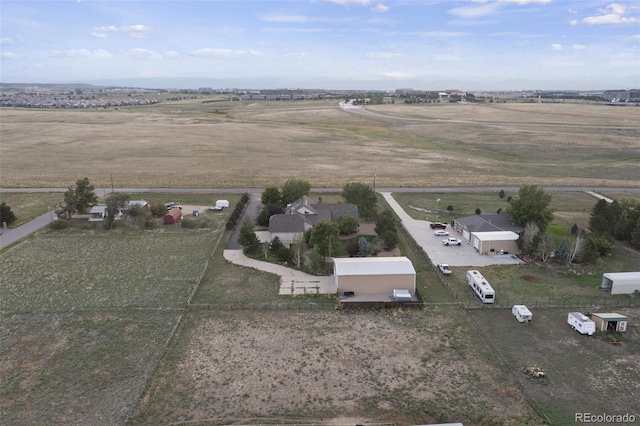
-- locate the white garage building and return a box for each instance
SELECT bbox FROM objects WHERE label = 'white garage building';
[600,272,640,295]
[471,231,520,255]
[333,257,416,301]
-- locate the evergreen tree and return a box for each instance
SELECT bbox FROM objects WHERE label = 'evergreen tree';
[0,202,17,225]
[555,238,570,264]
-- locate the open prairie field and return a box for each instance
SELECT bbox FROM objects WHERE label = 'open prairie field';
[1,100,638,188]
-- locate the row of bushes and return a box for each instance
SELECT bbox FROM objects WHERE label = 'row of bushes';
[225,193,250,230]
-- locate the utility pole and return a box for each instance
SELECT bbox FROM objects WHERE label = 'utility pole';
[110,173,114,193]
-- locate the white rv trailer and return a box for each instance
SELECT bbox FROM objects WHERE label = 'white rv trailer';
[567,312,596,336]
[512,305,533,323]
[466,270,495,304]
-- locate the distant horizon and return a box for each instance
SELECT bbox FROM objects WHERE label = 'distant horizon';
[2,1,638,91]
[2,78,636,93]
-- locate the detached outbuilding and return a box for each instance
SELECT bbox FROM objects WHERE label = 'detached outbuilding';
[333,256,416,299]
[163,208,182,225]
[592,313,629,332]
[470,231,520,255]
[600,272,640,295]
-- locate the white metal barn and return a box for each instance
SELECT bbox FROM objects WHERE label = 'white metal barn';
[600,272,640,295]
[333,257,416,296]
[470,231,520,255]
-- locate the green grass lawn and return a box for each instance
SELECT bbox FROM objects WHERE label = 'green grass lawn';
[0,192,64,227]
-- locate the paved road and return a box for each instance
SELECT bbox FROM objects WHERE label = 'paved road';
[0,212,55,249]
[2,186,639,194]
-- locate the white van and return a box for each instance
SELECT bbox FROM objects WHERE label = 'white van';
[512,305,533,323]
[567,312,596,336]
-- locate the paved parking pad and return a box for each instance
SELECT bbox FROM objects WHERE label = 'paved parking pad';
[381,192,523,267]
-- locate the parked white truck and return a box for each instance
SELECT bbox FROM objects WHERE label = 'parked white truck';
[567,312,596,336]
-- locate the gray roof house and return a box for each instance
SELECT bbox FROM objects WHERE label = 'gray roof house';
[452,213,523,242]
[269,196,359,246]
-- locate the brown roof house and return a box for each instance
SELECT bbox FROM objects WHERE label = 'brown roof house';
[268,196,358,247]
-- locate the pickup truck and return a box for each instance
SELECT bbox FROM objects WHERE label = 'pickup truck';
[442,237,462,246]
[430,222,447,229]
[438,264,452,275]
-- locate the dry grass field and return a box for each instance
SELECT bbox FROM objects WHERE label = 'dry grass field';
[130,309,541,426]
[1,101,638,188]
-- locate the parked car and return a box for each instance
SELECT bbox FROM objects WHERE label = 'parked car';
[442,237,462,246]
[430,222,447,229]
[438,264,452,275]
[434,230,449,236]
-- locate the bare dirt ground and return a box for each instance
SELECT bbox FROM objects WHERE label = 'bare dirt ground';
[132,309,541,425]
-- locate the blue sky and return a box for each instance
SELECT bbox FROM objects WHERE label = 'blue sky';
[1,0,639,90]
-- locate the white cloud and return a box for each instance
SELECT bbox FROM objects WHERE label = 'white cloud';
[284,52,308,58]
[583,3,639,25]
[326,0,371,5]
[572,44,586,50]
[626,34,640,42]
[189,48,263,58]
[380,71,414,78]
[498,0,551,4]
[91,32,108,38]
[367,51,400,58]
[93,25,118,32]
[372,3,388,13]
[1,36,21,46]
[449,3,501,18]
[569,19,578,26]
[124,48,162,60]
[1,51,19,59]
[551,43,563,50]
[50,49,112,59]
[123,24,152,39]
[165,51,180,58]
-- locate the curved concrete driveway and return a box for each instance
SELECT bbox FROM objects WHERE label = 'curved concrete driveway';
[223,250,335,295]
[381,192,522,267]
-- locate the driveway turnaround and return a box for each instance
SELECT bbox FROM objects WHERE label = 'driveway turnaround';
[223,250,336,295]
[380,192,523,267]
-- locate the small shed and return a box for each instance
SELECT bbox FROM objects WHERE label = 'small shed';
[333,257,416,296]
[470,231,519,255]
[163,208,182,225]
[601,272,640,295]
[591,313,629,332]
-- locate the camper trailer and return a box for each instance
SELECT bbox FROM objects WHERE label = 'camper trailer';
[466,270,495,304]
[512,305,533,323]
[567,312,596,336]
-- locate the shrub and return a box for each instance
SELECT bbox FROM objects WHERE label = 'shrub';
[337,215,359,235]
[49,219,69,230]
[150,203,166,217]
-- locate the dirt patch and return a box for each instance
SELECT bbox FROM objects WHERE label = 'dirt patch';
[521,275,540,282]
[132,309,540,425]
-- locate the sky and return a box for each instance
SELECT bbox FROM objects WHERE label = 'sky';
[1,0,639,90]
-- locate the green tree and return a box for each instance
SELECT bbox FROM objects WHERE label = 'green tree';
[499,189,505,199]
[105,193,130,229]
[309,220,340,259]
[475,207,481,215]
[75,177,98,212]
[507,185,554,231]
[630,218,640,249]
[375,209,399,250]
[337,215,359,235]
[0,202,17,225]
[358,237,369,257]
[61,177,98,218]
[341,182,377,220]
[238,218,260,252]
[261,186,281,206]
[281,178,311,206]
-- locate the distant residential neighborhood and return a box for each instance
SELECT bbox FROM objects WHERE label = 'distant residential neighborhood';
[1,83,637,109]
